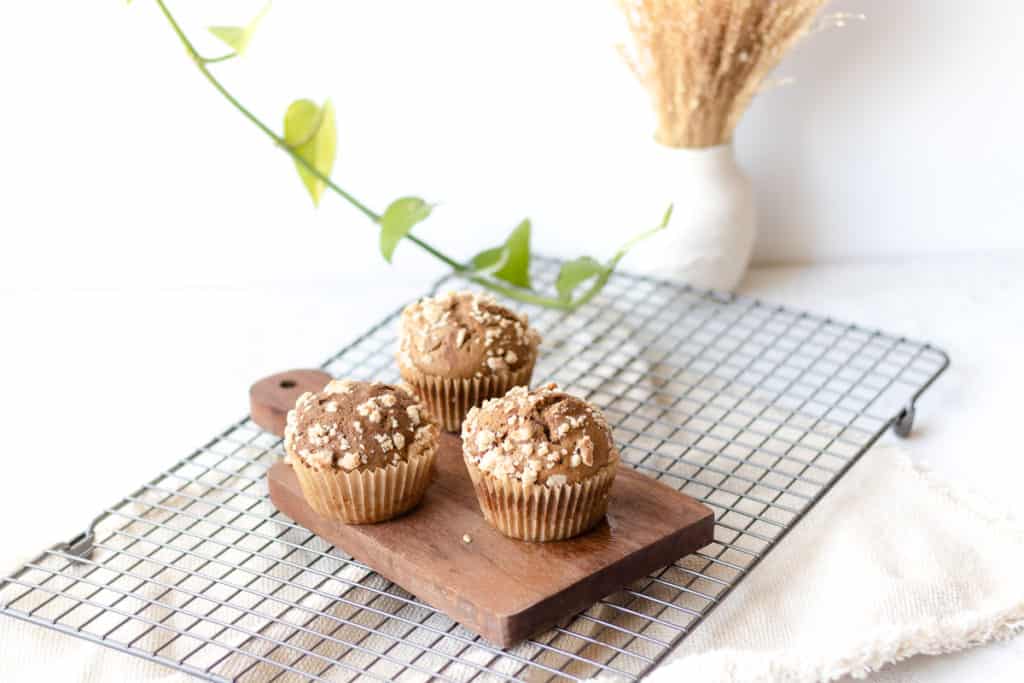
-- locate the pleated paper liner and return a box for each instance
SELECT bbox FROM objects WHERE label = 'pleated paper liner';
[290,447,436,524]
[400,360,536,432]
[466,457,619,542]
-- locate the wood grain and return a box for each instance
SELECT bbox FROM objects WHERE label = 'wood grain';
[268,433,715,646]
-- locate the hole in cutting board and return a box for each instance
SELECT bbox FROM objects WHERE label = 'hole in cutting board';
[279,379,297,389]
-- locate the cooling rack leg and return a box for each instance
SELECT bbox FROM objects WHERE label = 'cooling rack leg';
[55,530,95,559]
[893,403,915,438]
[52,513,106,560]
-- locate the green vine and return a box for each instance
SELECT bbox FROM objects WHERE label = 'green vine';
[148,0,671,311]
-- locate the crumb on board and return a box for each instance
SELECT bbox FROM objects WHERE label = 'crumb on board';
[462,534,472,544]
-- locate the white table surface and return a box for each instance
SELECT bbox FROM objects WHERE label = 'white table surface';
[1,254,1022,681]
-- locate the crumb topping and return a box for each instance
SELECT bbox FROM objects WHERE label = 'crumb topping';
[461,383,618,486]
[284,379,438,472]
[397,291,541,379]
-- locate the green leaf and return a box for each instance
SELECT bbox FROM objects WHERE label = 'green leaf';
[471,219,532,289]
[209,3,270,56]
[554,204,674,308]
[379,197,432,262]
[493,219,532,289]
[470,246,508,275]
[283,98,337,206]
[555,256,606,302]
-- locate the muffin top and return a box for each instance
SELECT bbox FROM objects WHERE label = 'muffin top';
[398,291,541,380]
[461,383,618,486]
[284,379,438,472]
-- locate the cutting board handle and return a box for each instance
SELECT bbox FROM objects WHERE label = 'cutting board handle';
[249,369,333,437]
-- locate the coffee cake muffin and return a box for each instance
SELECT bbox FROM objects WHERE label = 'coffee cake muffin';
[284,379,439,523]
[461,383,619,541]
[397,291,541,431]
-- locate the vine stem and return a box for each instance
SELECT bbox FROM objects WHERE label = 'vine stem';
[154,0,471,275]
[200,52,237,65]
[153,0,583,308]
[468,276,575,310]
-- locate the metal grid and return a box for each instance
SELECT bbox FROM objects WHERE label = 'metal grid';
[0,257,948,682]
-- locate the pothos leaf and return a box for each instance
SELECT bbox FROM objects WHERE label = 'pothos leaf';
[209,3,270,56]
[555,204,674,304]
[471,219,532,289]
[470,246,509,275]
[555,256,605,302]
[379,197,432,262]
[283,98,337,206]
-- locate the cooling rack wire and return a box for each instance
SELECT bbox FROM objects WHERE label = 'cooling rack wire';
[0,257,948,682]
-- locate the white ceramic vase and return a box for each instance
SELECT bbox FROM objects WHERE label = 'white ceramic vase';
[628,141,756,292]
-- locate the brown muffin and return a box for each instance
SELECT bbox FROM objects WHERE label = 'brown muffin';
[461,383,619,541]
[397,291,541,431]
[284,379,439,523]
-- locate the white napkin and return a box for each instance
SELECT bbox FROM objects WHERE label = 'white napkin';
[637,446,1024,682]
[3,446,1022,682]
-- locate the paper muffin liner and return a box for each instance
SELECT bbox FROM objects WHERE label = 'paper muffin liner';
[291,447,436,524]
[465,458,618,542]
[400,359,536,432]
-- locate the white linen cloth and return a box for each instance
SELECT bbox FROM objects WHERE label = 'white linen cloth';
[2,446,1022,682]
[635,446,1024,682]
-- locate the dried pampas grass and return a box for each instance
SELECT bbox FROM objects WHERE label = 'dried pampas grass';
[620,0,827,148]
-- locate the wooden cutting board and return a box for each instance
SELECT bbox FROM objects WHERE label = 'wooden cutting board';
[255,370,715,647]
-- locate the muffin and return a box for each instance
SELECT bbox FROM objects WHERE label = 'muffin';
[283,379,439,523]
[461,383,620,541]
[397,291,541,432]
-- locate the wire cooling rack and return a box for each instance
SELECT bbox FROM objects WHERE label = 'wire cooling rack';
[0,257,948,682]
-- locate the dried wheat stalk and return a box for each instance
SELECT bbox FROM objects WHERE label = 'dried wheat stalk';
[619,0,827,148]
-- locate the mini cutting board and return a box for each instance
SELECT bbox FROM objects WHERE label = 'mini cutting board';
[256,370,715,647]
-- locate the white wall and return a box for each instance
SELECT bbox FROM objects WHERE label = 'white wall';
[739,0,1024,263]
[1,0,1022,292]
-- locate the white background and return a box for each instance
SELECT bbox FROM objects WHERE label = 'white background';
[1,2,1023,681]
[1,0,1023,293]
